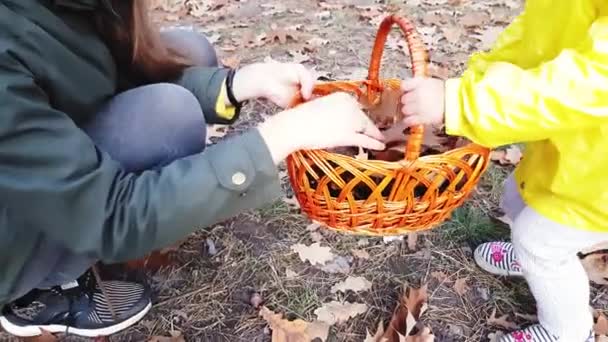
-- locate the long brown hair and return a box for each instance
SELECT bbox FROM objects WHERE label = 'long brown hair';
[95,0,192,83]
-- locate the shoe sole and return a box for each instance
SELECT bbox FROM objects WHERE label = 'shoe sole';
[473,250,524,278]
[0,301,151,337]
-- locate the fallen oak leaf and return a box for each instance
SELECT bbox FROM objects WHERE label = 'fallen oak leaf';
[290,242,335,266]
[407,233,418,251]
[351,248,371,260]
[430,271,449,283]
[382,285,429,341]
[148,330,186,342]
[595,312,608,335]
[408,326,435,342]
[314,301,368,325]
[331,276,373,294]
[453,278,470,296]
[23,330,59,342]
[487,308,519,330]
[260,306,330,342]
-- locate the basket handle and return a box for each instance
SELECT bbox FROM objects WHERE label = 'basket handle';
[366,15,430,161]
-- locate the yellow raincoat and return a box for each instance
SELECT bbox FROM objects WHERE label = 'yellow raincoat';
[444,0,608,232]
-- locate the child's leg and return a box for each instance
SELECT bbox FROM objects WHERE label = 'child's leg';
[511,206,606,341]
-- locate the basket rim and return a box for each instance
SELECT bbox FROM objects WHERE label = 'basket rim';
[290,143,491,170]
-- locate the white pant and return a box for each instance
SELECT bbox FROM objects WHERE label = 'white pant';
[502,175,606,341]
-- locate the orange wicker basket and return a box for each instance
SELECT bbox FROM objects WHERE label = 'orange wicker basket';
[285,15,491,236]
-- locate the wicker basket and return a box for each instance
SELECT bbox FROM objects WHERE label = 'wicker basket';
[285,15,491,236]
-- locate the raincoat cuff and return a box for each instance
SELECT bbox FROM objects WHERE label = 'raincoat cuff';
[444,77,464,137]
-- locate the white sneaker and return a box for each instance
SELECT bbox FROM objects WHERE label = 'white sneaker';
[474,241,523,277]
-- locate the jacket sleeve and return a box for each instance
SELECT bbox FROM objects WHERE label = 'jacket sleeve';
[444,15,608,147]
[0,53,281,263]
[172,66,238,125]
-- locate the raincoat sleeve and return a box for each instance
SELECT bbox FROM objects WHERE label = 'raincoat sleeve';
[444,15,608,147]
[0,52,281,263]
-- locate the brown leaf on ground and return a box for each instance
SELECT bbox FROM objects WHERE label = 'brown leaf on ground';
[581,252,608,285]
[23,330,59,342]
[430,271,449,283]
[378,285,430,342]
[206,124,228,144]
[351,248,371,260]
[265,23,300,44]
[407,233,418,251]
[461,11,491,27]
[330,276,373,294]
[487,308,519,330]
[408,327,435,342]
[453,278,470,296]
[314,301,368,325]
[260,306,330,342]
[148,330,186,342]
[595,312,608,335]
[490,145,523,166]
[290,242,335,266]
[441,25,466,44]
[221,55,240,69]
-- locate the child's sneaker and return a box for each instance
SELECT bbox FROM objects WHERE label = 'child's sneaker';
[499,325,594,342]
[0,269,151,337]
[474,241,523,277]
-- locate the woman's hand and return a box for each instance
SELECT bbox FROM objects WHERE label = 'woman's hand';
[231,61,315,108]
[257,92,386,164]
[400,77,446,126]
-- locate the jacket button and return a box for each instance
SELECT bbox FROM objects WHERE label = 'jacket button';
[232,172,246,185]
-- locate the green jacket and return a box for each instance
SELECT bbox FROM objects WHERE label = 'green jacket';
[0,0,281,306]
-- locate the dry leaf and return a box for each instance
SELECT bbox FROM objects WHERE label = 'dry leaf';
[331,276,373,294]
[407,233,418,251]
[364,321,386,342]
[206,124,228,144]
[282,196,301,209]
[148,330,186,342]
[291,242,335,266]
[490,145,522,166]
[487,308,519,330]
[286,268,298,279]
[260,306,330,342]
[266,23,299,44]
[381,285,429,342]
[408,327,435,342]
[351,249,371,260]
[514,312,538,322]
[363,87,403,129]
[430,271,449,283]
[474,26,505,50]
[461,11,491,27]
[221,55,240,69]
[314,301,368,325]
[306,222,321,231]
[593,313,608,335]
[310,231,324,243]
[320,255,352,274]
[288,50,311,64]
[453,278,470,296]
[581,252,608,285]
[355,146,369,160]
[23,330,59,342]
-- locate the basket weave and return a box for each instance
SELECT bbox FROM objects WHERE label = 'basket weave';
[285,15,491,236]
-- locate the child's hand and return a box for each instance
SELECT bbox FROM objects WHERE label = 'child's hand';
[400,77,446,126]
[232,62,315,108]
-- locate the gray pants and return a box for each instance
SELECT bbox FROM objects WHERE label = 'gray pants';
[9,29,218,301]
